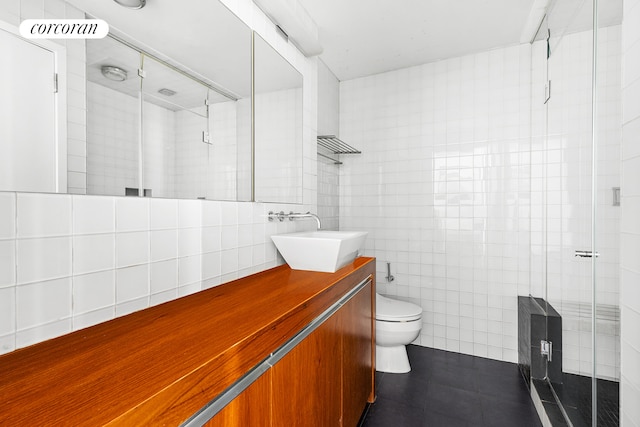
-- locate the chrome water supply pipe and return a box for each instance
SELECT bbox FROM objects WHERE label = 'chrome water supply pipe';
[268,211,322,230]
[386,262,394,282]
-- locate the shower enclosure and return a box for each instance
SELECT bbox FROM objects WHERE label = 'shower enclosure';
[530,0,621,425]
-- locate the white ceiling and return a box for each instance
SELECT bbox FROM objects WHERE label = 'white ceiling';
[67,0,253,99]
[298,0,622,81]
[298,0,536,81]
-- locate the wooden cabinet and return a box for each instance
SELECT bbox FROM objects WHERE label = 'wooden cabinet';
[271,280,374,426]
[204,371,272,427]
[0,258,375,426]
[272,311,343,426]
[341,281,374,427]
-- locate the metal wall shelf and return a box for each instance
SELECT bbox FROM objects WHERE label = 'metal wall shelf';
[317,135,361,154]
[317,135,361,165]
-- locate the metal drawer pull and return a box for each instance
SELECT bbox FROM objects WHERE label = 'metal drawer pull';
[575,250,599,258]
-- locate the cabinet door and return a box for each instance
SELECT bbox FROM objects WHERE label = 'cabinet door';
[341,282,374,427]
[271,313,342,426]
[205,370,271,427]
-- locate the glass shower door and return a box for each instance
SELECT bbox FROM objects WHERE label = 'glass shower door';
[545,2,596,421]
[537,0,622,425]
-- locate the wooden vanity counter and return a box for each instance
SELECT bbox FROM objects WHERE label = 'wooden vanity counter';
[0,257,375,426]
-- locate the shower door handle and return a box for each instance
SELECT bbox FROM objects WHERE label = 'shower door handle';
[575,250,599,258]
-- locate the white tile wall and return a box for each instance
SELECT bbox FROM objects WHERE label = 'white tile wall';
[72,234,114,275]
[207,101,241,200]
[17,237,72,285]
[254,87,304,203]
[0,0,319,355]
[340,43,532,363]
[86,81,139,196]
[622,0,640,424]
[173,109,209,200]
[72,270,115,314]
[16,193,72,238]
[337,26,624,382]
[143,102,176,198]
[88,78,241,201]
[0,194,315,355]
[72,195,115,235]
[318,155,340,231]
[317,60,341,231]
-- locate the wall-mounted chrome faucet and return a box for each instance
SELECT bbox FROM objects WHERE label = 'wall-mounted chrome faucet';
[268,211,322,230]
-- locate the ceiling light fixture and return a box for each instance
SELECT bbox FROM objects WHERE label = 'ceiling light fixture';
[101,65,128,82]
[252,0,322,57]
[158,88,177,96]
[113,0,146,10]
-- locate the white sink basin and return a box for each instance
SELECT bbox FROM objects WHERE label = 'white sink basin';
[271,231,368,273]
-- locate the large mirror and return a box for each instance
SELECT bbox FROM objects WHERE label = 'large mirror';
[1,1,305,203]
[1,0,253,201]
[253,33,303,204]
[77,0,253,201]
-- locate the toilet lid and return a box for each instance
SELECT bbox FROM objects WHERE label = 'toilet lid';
[376,294,422,322]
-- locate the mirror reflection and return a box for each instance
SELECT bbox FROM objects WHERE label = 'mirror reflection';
[78,0,253,201]
[2,0,253,201]
[86,35,248,200]
[253,34,304,204]
[86,35,141,197]
[1,0,306,204]
[0,25,65,193]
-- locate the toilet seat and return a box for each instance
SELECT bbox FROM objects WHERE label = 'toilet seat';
[376,294,422,322]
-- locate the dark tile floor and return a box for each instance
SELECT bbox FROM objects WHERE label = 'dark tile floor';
[360,345,543,427]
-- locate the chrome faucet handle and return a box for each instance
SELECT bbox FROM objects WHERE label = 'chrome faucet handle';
[267,211,286,222]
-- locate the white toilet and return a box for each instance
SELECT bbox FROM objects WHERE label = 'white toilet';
[375,293,423,373]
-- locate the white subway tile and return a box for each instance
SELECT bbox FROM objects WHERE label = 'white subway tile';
[238,246,252,270]
[150,260,178,294]
[202,201,221,227]
[221,225,239,250]
[16,318,72,349]
[238,203,253,224]
[178,199,202,228]
[116,198,149,232]
[221,249,239,275]
[73,270,115,314]
[115,297,148,317]
[0,287,15,335]
[116,265,149,303]
[115,231,149,268]
[202,252,221,280]
[0,334,16,355]
[17,237,71,284]
[202,226,221,253]
[0,193,16,239]
[72,234,114,275]
[178,255,201,286]
[150,198,178,230]
[238,224,253,247]
[17,193,72,238]
[178,228,201,257]
[72,307,114,331]
[221,202,238,225]
[0,240,16,287]
[16,278,72,330]
[73,196,114,235]
[150,289,178,306]
[150,229,178,262]
[178,283,201,297]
